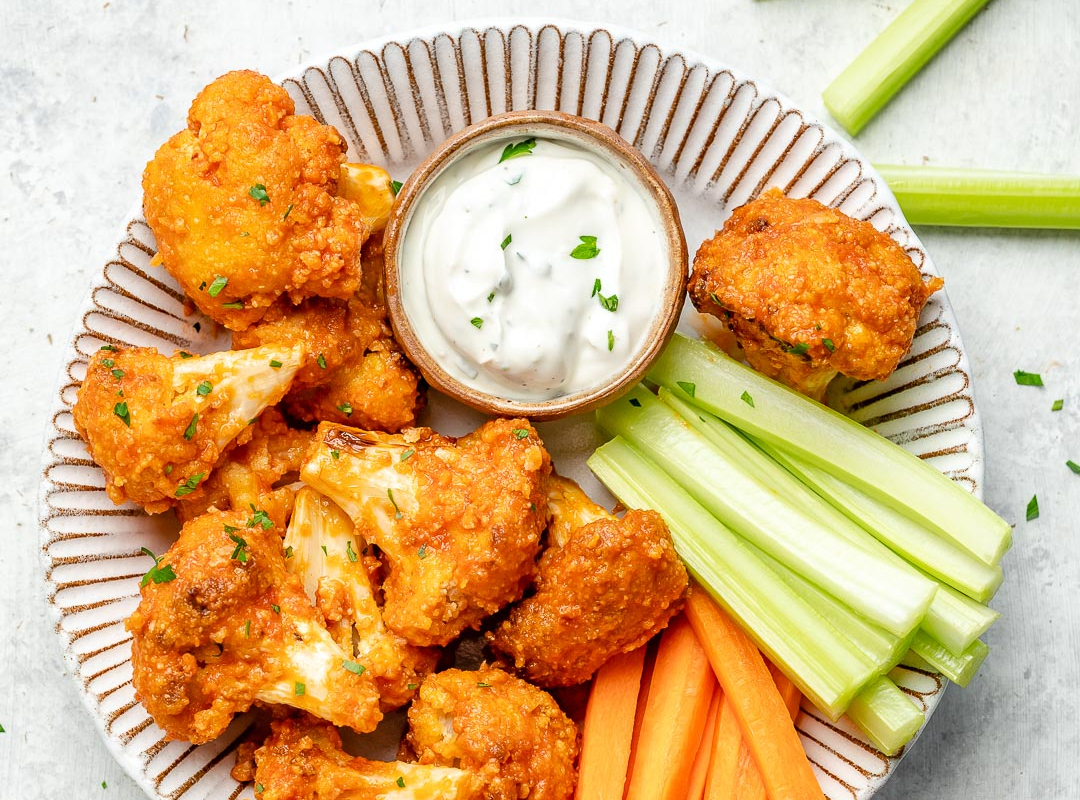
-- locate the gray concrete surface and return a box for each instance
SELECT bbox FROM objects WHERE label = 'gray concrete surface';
[2,1,1077,797]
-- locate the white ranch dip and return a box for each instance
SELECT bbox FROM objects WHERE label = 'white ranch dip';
[400,136,666,401]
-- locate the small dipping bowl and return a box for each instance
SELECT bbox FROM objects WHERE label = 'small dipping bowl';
[384,110,687,420]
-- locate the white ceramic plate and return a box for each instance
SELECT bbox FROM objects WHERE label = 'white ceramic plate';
[39,19,986,800]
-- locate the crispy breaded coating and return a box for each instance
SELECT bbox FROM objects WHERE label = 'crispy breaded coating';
[301,419,550,647]
[490,476,688,687]
[127,509,382,744]
[252,715,477,800]
[72,344,302,513]
[142,70,368,330]
[689,188,943,401]
[405,667,578,800]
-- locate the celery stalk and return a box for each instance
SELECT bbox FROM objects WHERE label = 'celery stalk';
[648,335,1012,566]
[822,0,992,135]
[597,387,935,638]
[758,439,1003,603]
[875,165,1080,229]
[845,676,926,756]
[587,436,877,718]
[909,632,989,687]
[662,388,999,655]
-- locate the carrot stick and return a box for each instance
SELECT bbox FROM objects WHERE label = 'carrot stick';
[733,662,808,800]
[687,687,721,800]
[625,640,657,784]
[767,660,803,722]
[625,615,716,800]
[575,647,648,800]
[704,694,743,799]
[686,587,825,800]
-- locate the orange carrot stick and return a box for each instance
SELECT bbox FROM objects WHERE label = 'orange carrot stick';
[625,615,716,800]
[704,695,743,799]
[575,647,648,800]
[767,660,803,722]
[733,661,807,800]
[625,640,657,784]
[686,587,825,800]
[687,687,721,800]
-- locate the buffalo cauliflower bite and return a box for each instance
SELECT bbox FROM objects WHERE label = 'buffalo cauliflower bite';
[300,419,550,647]
[127,508,382,743]
[252,715,477,800]
[405,667,578,800]
[489,475,688,687]
[73,344,303,513]
[142,70,369,330]
[284,487,439,710]
[689,188,943,402]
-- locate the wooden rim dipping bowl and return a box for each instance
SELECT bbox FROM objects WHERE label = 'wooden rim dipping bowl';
[383,110,688,421]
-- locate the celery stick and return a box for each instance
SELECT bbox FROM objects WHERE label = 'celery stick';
[845,676,925,756]
[875,165,1080,229]
[662,389,1000,655]
[598,387,935,638]
[758,439,1003,603]
[822,0,992,135]
[909,632,989,687]
[649,335,1012,566]
[587,436,877,718]
[745,539,911,672]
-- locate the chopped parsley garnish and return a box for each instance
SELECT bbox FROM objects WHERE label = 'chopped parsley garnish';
[0,723,5,733]
[401,448,415,461]
[174,472,205,497]
[229,533,249,563]
[570,235,600,259]
[501,234,512,250]
[741,390,755,407]
[787,342,809,356]
[113,401,131,426]
[221,301,244,309]
[183,412,199,441]
[196,380,212,396]
[321,545,328,556]
[513,428,530,439]
[269,359,282,368]
[198,281,207,291]
[255,783,264,795]
[1014,370,1044,386]
[270,604,281,614]
[418,545,428,559]
[390,179,403,195]
[164,465,173,475]
[1026,494,1040,521]
[592,278,601,297]
[387,488,403,519]
[346,540,359,563]
[247,506,274,530]
[294,682,305,696]
[249,184,270,205]
[1052,399,1064,411]
[477,682,492,688]
[206,276,228,297]
[676,381,696,398]
[284,545,294,559]
[111,369,125,379]
[283,203,294,220]
[101,781,106,789]
[487,291,496,303]
[471,316,484,329]
[708,291,723,306]
[823,338,836,353]
[139,547,177,587]
[629,398,642,407]
[245,620,251,638]
[597,291,619,312]
[317,353,327,370]
[407,683,418,690]
[100,344,118,352]
[342,660,366,675]
[607,330,615,351]
[331,449,341,460]
[240,232,250,238]
[498,137,537,163]
[338,402,353,416]
[179,351,193,358]
[1067,460,1080,475]
[396,777,406,788]
[101,358,114,368]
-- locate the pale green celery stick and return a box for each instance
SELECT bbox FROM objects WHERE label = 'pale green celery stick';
[648,334,1012,566]
[845,676,926,756]
[661,389,1000,656]
[598,387,934,638]
[822,0,992,135]
[587,436,876,718]
[745,539,911,672]
[909,632,989,686]
[875,165,1080,229]
[758,438,1003,603]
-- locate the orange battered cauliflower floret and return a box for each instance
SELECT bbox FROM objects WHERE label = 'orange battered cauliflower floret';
[405,667,578,800]
[142,69,369,330]
[689,188,943,401]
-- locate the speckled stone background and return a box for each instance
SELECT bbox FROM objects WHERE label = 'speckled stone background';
[2,1,1078,798]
